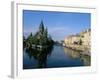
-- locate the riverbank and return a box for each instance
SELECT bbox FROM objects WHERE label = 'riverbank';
[64,44,90,56]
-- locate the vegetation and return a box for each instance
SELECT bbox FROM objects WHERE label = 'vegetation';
[79,39,82,45]
[24,20,54,49]
[23,36,26,48]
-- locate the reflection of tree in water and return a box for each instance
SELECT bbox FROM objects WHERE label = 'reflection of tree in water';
[25,46,54,68]
[63,47,90,66]
[80,54,91,66]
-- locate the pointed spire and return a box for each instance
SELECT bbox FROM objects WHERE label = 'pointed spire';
[39,20,44,31]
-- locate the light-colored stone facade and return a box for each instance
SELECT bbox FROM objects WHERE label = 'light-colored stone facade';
[64,28,91,53]
[64,35,81,45]
[81,29,91,47]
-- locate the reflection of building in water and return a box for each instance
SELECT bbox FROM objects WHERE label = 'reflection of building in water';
[63,47,80,59]
[63,47,90,66]
[80,54,91,66]
[64,28,91,54]
[25,45,53,68]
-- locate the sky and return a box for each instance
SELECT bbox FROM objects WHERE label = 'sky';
[23,10,91,41]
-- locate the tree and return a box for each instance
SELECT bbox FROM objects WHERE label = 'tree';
[42,27,48,45]
[38,21,49,45]
[25,20,54,48]
[39,20,44,34]
[23,36,26,48]
[26,32,34,47]
[79,39,82,45]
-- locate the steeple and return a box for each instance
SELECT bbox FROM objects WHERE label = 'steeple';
[39,20,44,32]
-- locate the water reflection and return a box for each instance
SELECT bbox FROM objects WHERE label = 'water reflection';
[23,45,91,69]
[64,47,81,59]
[63,47,91,66]
[80,54,91,66]
[25,46,54,68]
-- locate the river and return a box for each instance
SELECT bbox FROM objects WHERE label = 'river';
[23,44,90,69]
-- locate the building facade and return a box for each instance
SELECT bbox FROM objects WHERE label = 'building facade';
[64,29,91,50]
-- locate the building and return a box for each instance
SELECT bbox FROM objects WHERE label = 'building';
[64,28,91,51]
[64,34,81,45]
[81,29,91,47]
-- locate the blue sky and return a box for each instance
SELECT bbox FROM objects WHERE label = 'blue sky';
[23,10,91,41]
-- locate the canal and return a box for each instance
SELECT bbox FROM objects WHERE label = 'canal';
[23,44,90,69]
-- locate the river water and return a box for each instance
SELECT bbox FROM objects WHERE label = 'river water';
[23,44,90,69]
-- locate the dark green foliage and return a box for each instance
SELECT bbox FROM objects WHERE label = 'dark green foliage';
[23,36,26,48]
[24,20,54,48]
[26,32,34,47]
[79,39,82,45]
[39,20,44,33]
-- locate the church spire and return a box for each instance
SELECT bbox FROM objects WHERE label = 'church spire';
[39,20,44,32]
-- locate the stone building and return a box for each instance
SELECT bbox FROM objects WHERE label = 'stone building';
[64,28,91,51]
[64,35,81,45]
[81,29,91,47]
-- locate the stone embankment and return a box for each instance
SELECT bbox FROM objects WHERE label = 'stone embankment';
[64,44,90,56]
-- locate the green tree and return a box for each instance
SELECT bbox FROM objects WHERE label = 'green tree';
[39,20,44,34]
[26,32,34,47]
[79,39,82,45]
[23,36,26,48]
[25,20,54,48]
